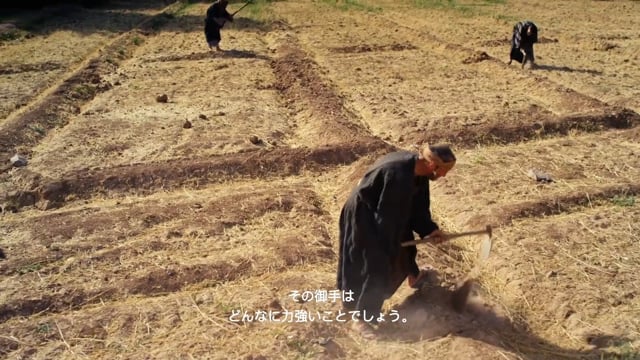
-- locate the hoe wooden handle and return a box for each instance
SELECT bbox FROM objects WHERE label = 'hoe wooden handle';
[401,225,492,247]
[232,1,251,16]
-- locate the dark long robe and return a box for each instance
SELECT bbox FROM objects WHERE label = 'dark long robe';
[204,2,233,45]
[337,151,438,320]
[510,21,538,63]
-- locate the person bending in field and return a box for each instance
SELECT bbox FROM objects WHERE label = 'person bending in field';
[337,144,456,339]
[509,20,538,69]
[204,0,234,52]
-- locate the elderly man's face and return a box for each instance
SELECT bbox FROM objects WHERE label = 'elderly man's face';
[427,164,449,180]
[425,158,452,180]
[416,147,455,179]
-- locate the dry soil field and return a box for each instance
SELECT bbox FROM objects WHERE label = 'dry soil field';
[1,0,639,359]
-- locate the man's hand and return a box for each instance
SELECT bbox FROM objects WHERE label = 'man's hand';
[427,229,447,244]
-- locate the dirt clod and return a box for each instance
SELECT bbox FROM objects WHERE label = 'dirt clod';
[268,299,283,311]
[249,135,262,145]
[245,356,267,360]
[10,154,28,167]
[462,51,490,64]
[527,169,554,183]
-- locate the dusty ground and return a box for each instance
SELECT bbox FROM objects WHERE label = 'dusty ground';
[1,0,639,359]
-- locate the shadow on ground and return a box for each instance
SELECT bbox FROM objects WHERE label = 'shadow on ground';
[535,64,603,75]
[0,0,170,12]
[144,49,270,62]
[2,2,165,36]
[1,2,286,40]
[214,48,271,60]
[378,271,633,360]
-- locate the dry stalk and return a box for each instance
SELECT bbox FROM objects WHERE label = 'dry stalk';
[55,320,75,355]
[189,295,228,332]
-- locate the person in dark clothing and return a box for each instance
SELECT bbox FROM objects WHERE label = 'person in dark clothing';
[204,0,234,52]
[509,20,538,69]
[337,144,456,338]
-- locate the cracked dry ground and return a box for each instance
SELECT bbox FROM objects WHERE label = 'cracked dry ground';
[1,1,639,359]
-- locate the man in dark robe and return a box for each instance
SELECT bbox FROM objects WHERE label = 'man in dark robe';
[509,20,538,68]
[337,144,456,338]
[204,0,234,52]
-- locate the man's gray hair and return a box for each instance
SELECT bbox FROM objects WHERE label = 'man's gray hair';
[429,144,456,163]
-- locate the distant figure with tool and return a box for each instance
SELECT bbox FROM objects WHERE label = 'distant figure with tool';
[204,0,234,52]
[336,144,456,339]
[509,20,538,69]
